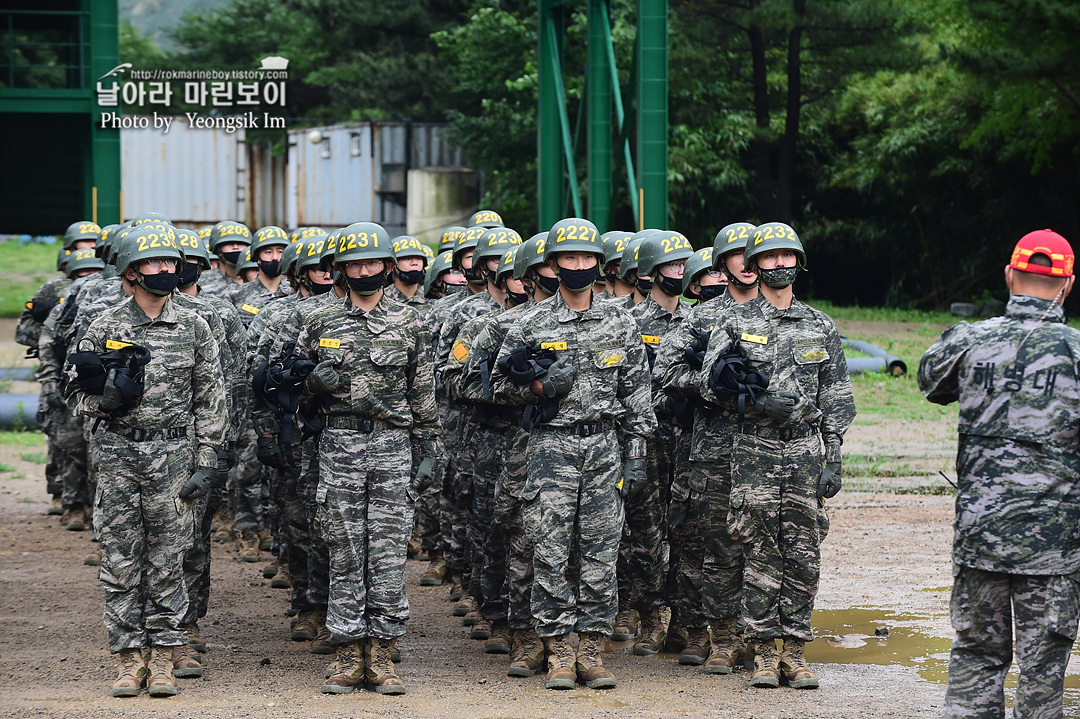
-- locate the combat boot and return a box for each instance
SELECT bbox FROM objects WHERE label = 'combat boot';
[47,497,64,516]
[171,644,204,678]
[419,550,448,586]
[365,637,406,695]
[748,639,781,688]
[779,637,819,689]
[262,556,282,579]
[704,617,739,674]
[454,593,478,618]
[310,616,335,655]
[291,610,320,642]
[211,513,234,543]
[321,641,364,694]
[610,600,638,641]
[542,634,577,690]
[679,626,711,666]
[469,616,491,638]
[485,622,513,654]
[236,531,261,562]
[83,547,102,566]
[258,529,273,551]
[110,648,147,697]
[575,632,616,689]
[146,646,179,697]
[632,608,666,656]
[507,629,545,677]
[269,565,292,589]
[64,506,88,531]
[665,610,689,653]
[184,622,207,653]
[448,572,466,602]
[59,507,71,528]
[407,535,423,557]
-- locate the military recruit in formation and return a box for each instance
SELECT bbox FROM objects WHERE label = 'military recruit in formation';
[21,208,875,700]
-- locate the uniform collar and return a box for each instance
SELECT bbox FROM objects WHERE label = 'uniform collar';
[121,294,179,326]
[1006,294,1066,323]
[342,293,392,333]
[553,289,605,323]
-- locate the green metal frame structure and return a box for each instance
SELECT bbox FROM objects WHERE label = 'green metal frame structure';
[537,0,667,233]
[0,1,120,233]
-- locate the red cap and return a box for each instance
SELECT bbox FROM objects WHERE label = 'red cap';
[1010,229,1074,278]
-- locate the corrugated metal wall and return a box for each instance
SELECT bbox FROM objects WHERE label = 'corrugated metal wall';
[121,118,245,226]
[248,141,286,228]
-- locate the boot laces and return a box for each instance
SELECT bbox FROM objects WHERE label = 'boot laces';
[119,651,142,674]
[785,641,807,666]
[374,640,394,667]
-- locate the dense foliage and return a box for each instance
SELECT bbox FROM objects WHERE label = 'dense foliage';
[125,0,1080,309]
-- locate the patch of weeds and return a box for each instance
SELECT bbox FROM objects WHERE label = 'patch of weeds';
[10,472,26,479]
[844,454,915,478]
[19,451,46,464]
[0,462,16,472]
[16,497,36,504]
[894,484,956,496]
[850,372,958,422]
[852,418,879,426]
[0,431,47,447]
[0,379,12,394]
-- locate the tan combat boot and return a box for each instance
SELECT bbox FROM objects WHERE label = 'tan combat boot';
[448,571,466,602]
[48,497,64,516]
[184,622,207,653]
[235,531,261,562]
[365,637,406,695]
[507,629,545,676]
[610,600,638,641]
[321,641,364,694]
[418,549,448,586]
[679,626,711,666]
[262,556,282,579]
[258,529,273,551]
[454,592,478,619]
[83,547,102,566]
[748,639,781,688]
[632,608,666,656]
[211,510,234,543]
[484,622,513,654]
[171,644,204,678]
[309,615,335,655]
[291,610,320,642]
[542,634,578,690]
[779,637,819,689]
[575,632,616,689]
[704,617,739,674]
[469,617,491,638]
[146,646,179,697]
[64,506,88,532]
[270,565,292,590]
[110,648,147,697]
[665,609,689,653]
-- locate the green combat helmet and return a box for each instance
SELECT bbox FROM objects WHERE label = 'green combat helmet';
[513,234,549,281]
[602,231,633,276]
[56,246,69,272]
[132,211,171,226]
[251,225,290,254]
[544,218,602,259]
[66,247,104,278]
[744,221,805,289]
[637,230,694,278]
[438,226,466,254]
[290,226,325,244]
[115,224,182,277]
[278,236,308,278]
[336,222,393,263]
[64,220,101,251]
[474,227,523,281]
[392,235,430,265]
[682,247,715,300]
[713,222,758,289]
[424,249,454,297]
[468,209,504,228]
[209,221,252,263]
[236,247,259,278]
[619,229,660,283]
[295,233,329,275]
[454,225,489,284]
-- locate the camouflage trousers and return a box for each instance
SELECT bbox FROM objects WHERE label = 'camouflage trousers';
[618,423,675,612]
[414,453,443,553]
[944,566,1080,719]
[44,440,61,498]
[523,426,623,638]
[231,416,266,533]
[318,426,412,641]
[495,425,534,630]
[96,431,194,652]
[51,410,88,509]
[439,405,471,574]
[269,438,312,612]
[729,432,823,642]
[300,434,329,608]
[182,489,222,623]
[665,432,711,630]
[469,422,509,623]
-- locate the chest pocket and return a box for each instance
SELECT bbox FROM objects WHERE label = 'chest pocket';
[370,345,409,368]
[793,341,829,366]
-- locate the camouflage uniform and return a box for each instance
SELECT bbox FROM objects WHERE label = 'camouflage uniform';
[624,294,690,613]
[197,267,239,298]
[919,294,1080,719]
[384,283,428,310]
[66,296,226,652]
[36,302,87,510]
[492,292,656,637]
[698,295,854,642]
[296,295,441,642]
[15,275,71,356]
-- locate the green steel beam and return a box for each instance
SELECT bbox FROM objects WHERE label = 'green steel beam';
[601,2,638,228]
[537,1,565,232]
[88,0,120,225]
[587,0,612,232]
[635,0,667,229]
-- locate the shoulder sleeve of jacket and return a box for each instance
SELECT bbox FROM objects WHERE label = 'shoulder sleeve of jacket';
[918,321,975,406]
[192,313,226,467]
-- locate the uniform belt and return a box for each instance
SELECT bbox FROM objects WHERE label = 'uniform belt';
[324,416,392,433]
[545,421,614,438]
[739,423,817,441]
[105,422,188,442]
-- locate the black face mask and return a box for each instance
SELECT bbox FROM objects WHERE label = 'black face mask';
[137,271,179,296]
[176,262,200,288]
[636,275,653,293]
[307,280,334,295]
[396,268,426,286]
[698,284,726,302]
[464,264,485,286]
[346,272,387,296]
[759,266,800,289]
[507,289,530,306]
[559,265,599,293]
[534,273,561,296]
[657,273,683,296]
[259,259,281,278]
[220,250,242,266]
[605,271,618,285]
[443,282,467,295]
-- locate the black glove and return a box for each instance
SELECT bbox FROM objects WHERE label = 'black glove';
[415,456,436,485]
[683,328,709,370]
[504,346,541,385]
[256,435,286,469]
[217,445,236,478]
[305,359,343,394]
[818,461,842,499]
[758,391,799,422]
[99,368,125,413]
[179,467,217,501]
[620,457,646,498]
[46,392,67,411]
[540,357,575,398]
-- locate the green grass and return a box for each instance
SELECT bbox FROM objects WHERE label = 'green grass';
[19,451,46,464]
[0,239,64,318]
[0,462,16,472]
[0,430,47,447]
[850,372,957,422]
[806,299,956,325]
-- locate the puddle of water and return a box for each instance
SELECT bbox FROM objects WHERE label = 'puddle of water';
[806,608,951,683]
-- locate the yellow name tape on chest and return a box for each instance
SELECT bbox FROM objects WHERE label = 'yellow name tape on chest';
[319,338,341,349]
[540,341,567,351]
[641,335,660,345]
[241,304,260,315]
[106,339,132,350]
[452,341,469,362]
[740,333,768,345]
